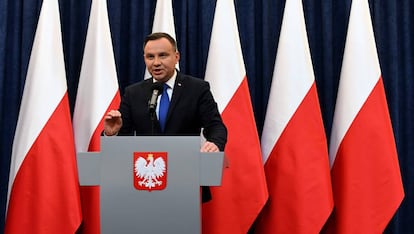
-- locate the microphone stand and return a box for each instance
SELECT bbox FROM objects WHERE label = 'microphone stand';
[150,108,157,135]
[149,82,163,135]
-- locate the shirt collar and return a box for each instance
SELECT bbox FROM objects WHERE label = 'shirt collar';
[165,70,177,89]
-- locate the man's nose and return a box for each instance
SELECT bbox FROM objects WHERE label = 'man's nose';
[153,56,161,65]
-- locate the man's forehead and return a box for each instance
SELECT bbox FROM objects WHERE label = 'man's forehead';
[145,38,175,51]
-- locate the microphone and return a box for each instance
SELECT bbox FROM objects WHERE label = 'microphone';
[148,82,163,113]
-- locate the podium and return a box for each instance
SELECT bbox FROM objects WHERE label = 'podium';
[77,136,224,234]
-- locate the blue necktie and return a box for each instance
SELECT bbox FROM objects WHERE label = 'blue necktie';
[159,83,170,132]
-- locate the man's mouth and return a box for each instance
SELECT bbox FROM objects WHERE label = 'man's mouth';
[152,68,163,75]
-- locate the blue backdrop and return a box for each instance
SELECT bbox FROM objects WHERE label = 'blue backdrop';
[1,0,413,233]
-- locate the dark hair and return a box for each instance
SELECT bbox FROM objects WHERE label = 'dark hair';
[143,32,178,51]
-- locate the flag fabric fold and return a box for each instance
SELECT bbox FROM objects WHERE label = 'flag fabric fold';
[144,0,179,79]
[5,0,82,233]
[326,0,404,233]
[254,0,334,233]
[202,0,268,233]
[72,0,120,233]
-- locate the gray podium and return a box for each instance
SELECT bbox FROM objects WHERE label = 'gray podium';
[77,136,224,234]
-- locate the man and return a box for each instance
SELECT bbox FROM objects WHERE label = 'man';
[104,32,227,201]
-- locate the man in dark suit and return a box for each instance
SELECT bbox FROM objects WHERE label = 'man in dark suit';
[103,32,227,201]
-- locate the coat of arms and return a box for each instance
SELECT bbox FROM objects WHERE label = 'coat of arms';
[133,152,167,191]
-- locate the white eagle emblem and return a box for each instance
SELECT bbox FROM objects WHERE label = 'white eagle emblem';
[134,154,166,190]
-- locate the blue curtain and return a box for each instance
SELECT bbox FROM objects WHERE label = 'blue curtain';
[1,0,413,233]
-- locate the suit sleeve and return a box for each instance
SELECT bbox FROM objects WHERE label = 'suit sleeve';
[198,82,228,151]
[118,86,135,135]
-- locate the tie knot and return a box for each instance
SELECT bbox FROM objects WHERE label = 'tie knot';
[162,83,170,99]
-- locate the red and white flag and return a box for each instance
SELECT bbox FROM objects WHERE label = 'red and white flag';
[202,0,268,233]
[72,0,120,233]
[5,0,82,233]
[144,0,179,79]
[255,0,333,233]
[326,0,404,233]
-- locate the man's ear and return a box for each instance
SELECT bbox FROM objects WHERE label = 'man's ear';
[175,51,180,62]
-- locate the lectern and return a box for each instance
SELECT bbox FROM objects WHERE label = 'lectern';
[77,136,224,234]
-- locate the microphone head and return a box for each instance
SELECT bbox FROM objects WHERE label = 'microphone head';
[152,82,164,93]
[148,82,164,113]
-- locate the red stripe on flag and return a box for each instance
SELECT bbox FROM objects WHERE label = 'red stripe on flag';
[202,78,268,233]
[88,92,120,152]
[326,79,404,233]
[5,94,82,233]
[256,83,333,233]
[77,92,120,234]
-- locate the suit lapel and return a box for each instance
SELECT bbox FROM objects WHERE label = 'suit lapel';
[167,73,185,121]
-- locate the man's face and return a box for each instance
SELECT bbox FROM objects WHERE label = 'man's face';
[144,38,179,83]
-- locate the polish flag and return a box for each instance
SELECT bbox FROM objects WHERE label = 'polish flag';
[5,0,82,233]
[144,0,179,79]
[326,0,404,233]
[254,0,333,233]
[202,0,268,233]
[72,0,120,233]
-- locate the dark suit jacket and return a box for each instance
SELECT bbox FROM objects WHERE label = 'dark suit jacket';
[118,72,227,150]
[118,72,227,202]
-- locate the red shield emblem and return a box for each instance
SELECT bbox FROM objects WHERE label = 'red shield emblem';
[133,152,168,191]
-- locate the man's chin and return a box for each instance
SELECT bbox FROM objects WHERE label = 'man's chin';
[152,75,168,82]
